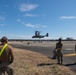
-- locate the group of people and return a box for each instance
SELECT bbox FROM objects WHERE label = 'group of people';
[0,36,76,75]
[0,36,63,75]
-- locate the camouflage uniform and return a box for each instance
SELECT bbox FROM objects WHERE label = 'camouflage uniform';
[55,39,63,64]
[0,62,14,75]
[0,36,14,75]
[56,49,63,64]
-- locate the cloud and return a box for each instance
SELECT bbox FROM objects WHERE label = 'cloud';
[60,16,76,19]
[17,19,48,28]
[40,25,48,28]
[0,24,4,27]
[25,23,35,28]
[23,13,46,17]
[19,3,39,12]
[0,16,5,21]
[24,13,38,17]
[25,23,48,28]
[16,19,21,22]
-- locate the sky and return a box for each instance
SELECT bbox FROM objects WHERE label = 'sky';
[0,0,76,39]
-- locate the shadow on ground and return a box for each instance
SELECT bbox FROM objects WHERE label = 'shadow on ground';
[37,63,53,66]
[64,63,76,66]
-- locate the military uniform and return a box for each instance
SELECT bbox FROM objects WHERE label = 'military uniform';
[56,40,63,64]
[0,44,14,75]
[0,62,14,75]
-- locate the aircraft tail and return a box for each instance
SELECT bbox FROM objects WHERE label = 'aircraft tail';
[46,33,49,37]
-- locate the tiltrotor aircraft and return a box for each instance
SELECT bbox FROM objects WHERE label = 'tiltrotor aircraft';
[32,31,49,39]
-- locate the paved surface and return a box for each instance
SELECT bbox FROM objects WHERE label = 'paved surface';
[9,41,76,72]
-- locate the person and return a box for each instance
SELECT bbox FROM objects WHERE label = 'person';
[55,38,63,65]
[0,36,14,75]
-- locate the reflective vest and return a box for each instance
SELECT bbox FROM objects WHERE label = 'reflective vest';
[0,44,8,56]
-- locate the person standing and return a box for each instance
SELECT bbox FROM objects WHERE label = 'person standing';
[0,36,14,75]
[55,38,63,65]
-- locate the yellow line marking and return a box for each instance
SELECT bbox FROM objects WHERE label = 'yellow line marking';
[63,53,76,57]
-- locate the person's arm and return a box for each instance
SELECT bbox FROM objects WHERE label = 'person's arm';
[55,43,57,49]
[9,46,14,64]
[61,43,63,50]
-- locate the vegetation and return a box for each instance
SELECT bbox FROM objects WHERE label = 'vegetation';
[11,48,76,75]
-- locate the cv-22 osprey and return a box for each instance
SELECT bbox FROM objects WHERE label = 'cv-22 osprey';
[32,31,49,39]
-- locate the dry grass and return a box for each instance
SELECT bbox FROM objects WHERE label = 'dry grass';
[11,48,76,75]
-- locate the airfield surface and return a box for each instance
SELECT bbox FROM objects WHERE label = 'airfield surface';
[9,41,76,72]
